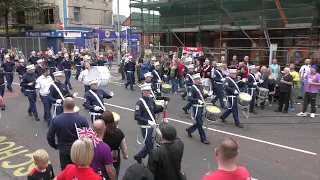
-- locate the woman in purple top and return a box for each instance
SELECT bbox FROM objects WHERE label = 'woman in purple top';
[297,65,320,118]
[102,111,128,180]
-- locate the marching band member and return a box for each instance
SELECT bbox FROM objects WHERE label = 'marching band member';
[2,54,15,92]
[28,51,38,65]
[148,56,157,72]
[35,59,44,78]
[79,62,91,93]
[182,64,195,114]
[134,83,164,163]
[61,54,73,90]
[83,79,114,123]
[16,59,27,94]
[47,51,56,79]
[56,52,64,71]
[144,72,157,98]
[74,51,82,80]
[20,65,40,121]
[186,73,210,144]
[48,71,77,117]
[124,56,135,91]
[0,68,5,110]
[247,65,258,114]
[151,62,162,96]
[211,63,227,109]
[219,69,244,128]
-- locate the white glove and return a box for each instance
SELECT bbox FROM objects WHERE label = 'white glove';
[73,92,78,97]
[109,91,114,97]
[198,100,204,105]
[234,90,239,95]
[157,89,161,93]
[259,80,264,84]
[221,78,225,82]
[157,80,161,83]
[148,120,157,128]
[162,101,167,107]
[253,82,258,86]
[242,78,246,83]
[163,75,167,78]
[56,99,62,104]
[94,106,102,112]
[208,91,213,96]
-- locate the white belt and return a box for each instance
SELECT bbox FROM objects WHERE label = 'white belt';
[76,65,82,66]
[25,89,35,92]
[226,96,237,110]
[193,104,205,107]
[53,103,62,118]
[40,94,48,96]
[127,71,133,73]
[216,82,223,84]
[140,125,152,128]
[90,112,102,116]
[54,103,62,107]
[64,69,71,71]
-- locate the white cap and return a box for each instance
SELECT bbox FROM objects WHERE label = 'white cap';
[37,59,43,64]
[53,71,63,77]
[186,57,192,62]
[187,64,194,69]
[75,52,79,55]
[192,73,201,80]
[140,83,152,91]
[154,62,160,66]
[151,56,156,61]
[4,54,9,58]
[89,79,99,85]
[217,63,223,67]
[26,64,35,70]
[249,65,256,70]
[229,69,237,74]
[48,51,53,56]
[19,59,25,63]
[129,56,133,59]
[144,72,153,78]
[31,51,35,54]
[99,55,103,57]
[58,51,62,54]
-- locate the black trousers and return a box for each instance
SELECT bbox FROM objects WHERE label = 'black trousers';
[278,91,290,112]
[302,92,317,113]
[59,152,73,171]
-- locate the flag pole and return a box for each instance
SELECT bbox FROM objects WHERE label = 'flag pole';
[74,123,80,139]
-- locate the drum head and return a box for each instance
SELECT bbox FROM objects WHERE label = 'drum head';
[203,89,209,94]
[74,106,80,113]
[206,105,221,114]
[88,67,101,84]
[239,93,252,101]
[88,66,111,86]
[155,100,164,106]
[112,112,120,122]
[162,83,171,89]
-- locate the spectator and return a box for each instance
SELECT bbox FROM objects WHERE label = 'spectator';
[275,67,293,114]
[259,66,269,109]
[122,163,154,180]
[238,62,248,78]
[229,55,238,69]
[297,65,320,118]
[201,59,211,91]
[47,97,89,170]
[138,58,150,85]
[177,58,185,90]
[201,137,251,180]
[102,110,128,179]
[91,119,116,180]
[55,139,101,180]
[195,60,202,73]
[268,68,277,102]
[28,149,55,180]
[168,60,179,93]
[148,122,184,180]
[210,61,217,93]
[297,59,311,99]
[269,59,280,79]
[243,56,253,67]
[288,63,300,111]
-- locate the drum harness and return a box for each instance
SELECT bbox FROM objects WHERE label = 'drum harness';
[136,98,159,145]
[192,85,206,120]
[51,82,65,118]
[225,77,240,110]
[247,73,257,98]
[153,70,161,92]
[89,90,106,121]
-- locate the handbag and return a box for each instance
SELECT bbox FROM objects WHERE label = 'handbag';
[163,145,187,180]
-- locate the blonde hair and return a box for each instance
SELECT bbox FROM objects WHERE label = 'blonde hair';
[71,138,94,166]
[33,149,49,163]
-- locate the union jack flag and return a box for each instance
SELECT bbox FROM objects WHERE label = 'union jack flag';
[75,126,100,147]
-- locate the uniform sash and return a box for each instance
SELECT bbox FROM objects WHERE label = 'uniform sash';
[89,90,106,111]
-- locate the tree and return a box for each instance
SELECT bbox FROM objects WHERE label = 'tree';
[0,0,43,48]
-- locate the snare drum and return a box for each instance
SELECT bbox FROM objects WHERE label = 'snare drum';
[74,106,80,114]
[257,87,269,99]
[155,100,164,106]
[161,83,172,94]
[203,89,209,96]
[204,106,221,121]
[87,66,111,86]
[238,93,252,107]
[112,112,120,122]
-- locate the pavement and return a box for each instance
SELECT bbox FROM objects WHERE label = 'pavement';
[0,67,319,180]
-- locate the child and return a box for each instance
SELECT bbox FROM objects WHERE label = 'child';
[28,149,55,180]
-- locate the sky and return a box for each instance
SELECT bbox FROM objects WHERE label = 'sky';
[113,0,130,17]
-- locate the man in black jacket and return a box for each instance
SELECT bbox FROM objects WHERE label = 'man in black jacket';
[148,122,184,180]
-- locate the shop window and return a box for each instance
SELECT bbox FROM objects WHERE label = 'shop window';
[73,7,80,22]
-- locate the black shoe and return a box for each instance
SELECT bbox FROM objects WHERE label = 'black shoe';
[283,111,288,114]
[220,118,227,123]
[236,123,244,128]
[201,140,210,144]
[297,96,303,100]
[250,111,257,114]
[274,109,281,112]
[186,129,192,137]
[1,105,5,110]
[9,89,13,92]
[182,96,186,100]
[134,155,142,164]
[35,117,40,121]
[182,108,188,114]
[125,85,128,89]
[131,89,135,91]
[28,112,33,116]
[69,87,73,90]
[261,106,265,110]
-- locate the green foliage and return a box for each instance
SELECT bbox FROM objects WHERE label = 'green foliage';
[0,0,44,12]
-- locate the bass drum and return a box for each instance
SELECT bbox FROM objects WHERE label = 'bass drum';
[87,66,111,86]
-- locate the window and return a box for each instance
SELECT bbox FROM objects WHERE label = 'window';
[43,9,54,24]
[16,11,26,24]
[73,7,80,22]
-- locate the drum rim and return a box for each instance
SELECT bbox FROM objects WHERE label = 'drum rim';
[206,106,221,114]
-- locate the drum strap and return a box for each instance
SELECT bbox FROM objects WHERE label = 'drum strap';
[139,98,156,123]
[89,90,106,111]
[51,82,65,101]
[153,70,161,82]
[248,73,257,97]
[216,70,223,79]
[226,77,240,93]
[192,85,207,107]
[226,96,236,110]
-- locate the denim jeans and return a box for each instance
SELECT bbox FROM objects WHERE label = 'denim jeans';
[170,77,178,93]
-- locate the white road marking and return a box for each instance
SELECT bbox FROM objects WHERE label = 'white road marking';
[11,82,317,156]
